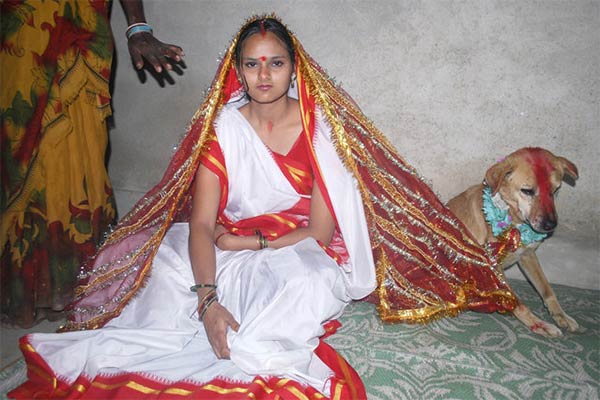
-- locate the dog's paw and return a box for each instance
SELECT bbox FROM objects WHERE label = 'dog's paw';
[514,304,563,338]
[529,320,563,338]
[553,312,582,333]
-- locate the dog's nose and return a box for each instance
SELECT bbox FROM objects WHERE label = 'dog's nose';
[541,218,557,232]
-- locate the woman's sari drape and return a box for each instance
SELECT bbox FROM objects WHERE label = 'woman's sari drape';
[61,15,516,333]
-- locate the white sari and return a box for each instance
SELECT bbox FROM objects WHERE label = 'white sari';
[22,102,376,394]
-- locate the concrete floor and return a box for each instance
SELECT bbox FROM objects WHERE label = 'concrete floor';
[1,229,598,372]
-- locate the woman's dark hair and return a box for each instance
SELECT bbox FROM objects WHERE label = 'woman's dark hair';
[235,17,295,69]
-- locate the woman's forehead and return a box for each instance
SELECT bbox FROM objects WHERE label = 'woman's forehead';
[242,32,289,58]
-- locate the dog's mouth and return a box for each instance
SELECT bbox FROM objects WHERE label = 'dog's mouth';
[526,218,557,234]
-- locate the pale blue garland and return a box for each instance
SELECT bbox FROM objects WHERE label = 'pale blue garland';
[482,186,547,246]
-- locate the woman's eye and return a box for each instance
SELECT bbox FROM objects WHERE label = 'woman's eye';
[244,62,257,68]
[272,60,284,67]
[520,188,535,196]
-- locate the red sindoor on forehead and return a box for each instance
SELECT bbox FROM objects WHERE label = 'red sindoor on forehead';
[260,20,267,37]
[259,56,267,62]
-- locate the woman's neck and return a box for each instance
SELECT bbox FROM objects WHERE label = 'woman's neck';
[243,97,295,133]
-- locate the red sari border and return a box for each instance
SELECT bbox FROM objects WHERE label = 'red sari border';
[9,322,365,400]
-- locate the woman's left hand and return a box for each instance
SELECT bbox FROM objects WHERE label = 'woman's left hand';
[127,32,184,72]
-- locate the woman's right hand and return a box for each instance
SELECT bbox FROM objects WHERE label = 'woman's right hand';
[201,301,240,359]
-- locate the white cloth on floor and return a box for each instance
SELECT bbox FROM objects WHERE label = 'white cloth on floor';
[29,223,349,391]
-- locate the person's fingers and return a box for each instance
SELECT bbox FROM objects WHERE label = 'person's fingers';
[208,328,224,358]
[202,305,237,359]
[214,326,231,359]
[220,347,231,359]
[159,56,173,71]
[130,50,144,70]
[163,45,184,61]
[206,334,221,358]
[168,45,184,59]
[145,53,162,73]
[146,48,174,72]
[228,316,240,332]
[129,36,185,73]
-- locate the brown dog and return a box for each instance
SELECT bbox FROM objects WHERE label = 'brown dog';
[447,147,580,337]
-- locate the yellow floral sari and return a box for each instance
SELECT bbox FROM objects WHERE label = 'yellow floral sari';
[1,0,116,326]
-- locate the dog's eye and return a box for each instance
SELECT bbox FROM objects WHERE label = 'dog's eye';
[520,188,535,196]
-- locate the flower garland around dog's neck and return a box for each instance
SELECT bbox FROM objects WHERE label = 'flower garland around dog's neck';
[482,186,547,246]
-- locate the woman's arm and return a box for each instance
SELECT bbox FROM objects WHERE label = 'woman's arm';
[270,180,336,247]
[218,180,336,250]
[189,164,239,359]
[189,165,220,287]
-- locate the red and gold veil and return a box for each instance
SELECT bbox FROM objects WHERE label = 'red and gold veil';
[63,15,516,332]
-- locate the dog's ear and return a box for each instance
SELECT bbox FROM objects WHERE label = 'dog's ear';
[484,159,513,195]
[557,156,579,186]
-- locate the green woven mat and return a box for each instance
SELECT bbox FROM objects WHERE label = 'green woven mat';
[0,359,26,400]
[2,280,598,399]
[329,279,599,399]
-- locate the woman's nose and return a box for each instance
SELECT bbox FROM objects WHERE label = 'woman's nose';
[259,64,269,79]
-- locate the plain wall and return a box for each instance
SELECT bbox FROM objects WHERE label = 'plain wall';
[107,1,599,284]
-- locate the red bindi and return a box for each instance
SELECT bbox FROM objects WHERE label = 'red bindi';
[259,56,267,62]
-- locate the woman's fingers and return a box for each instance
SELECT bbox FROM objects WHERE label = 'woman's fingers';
[202,304,239,359]
[228,315,240,332]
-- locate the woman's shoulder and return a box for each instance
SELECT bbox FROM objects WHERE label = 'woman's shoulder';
[216,103,241,122]
[214,104,251,144]
[215,104,244,131]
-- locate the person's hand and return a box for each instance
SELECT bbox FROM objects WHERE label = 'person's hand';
[127,32,184,73]
[201,301,240,359]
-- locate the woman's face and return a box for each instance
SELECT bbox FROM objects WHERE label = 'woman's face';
[239,31,293,104]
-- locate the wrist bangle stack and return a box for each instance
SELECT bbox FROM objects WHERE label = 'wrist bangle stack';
[255,230,268,250]
[126,22,153,39]
[198,288,218,321]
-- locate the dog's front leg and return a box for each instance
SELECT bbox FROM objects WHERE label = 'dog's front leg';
[518,250,580,333]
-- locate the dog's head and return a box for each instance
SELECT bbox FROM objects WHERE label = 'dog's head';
[484,147,578,233]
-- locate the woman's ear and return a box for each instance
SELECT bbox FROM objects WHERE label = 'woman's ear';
[235,69,248,91]
[234,67,243,85]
